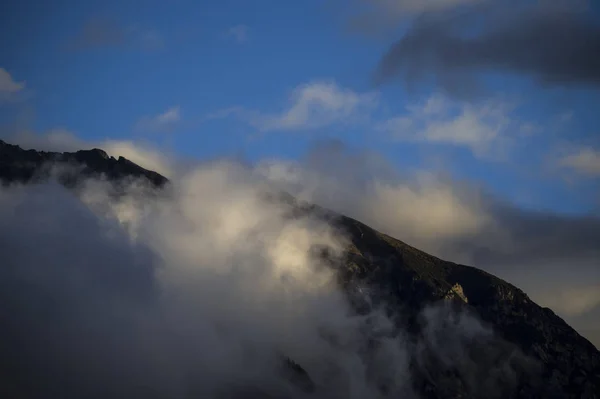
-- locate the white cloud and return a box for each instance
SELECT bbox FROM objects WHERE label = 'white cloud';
[136,105,181,133]
[226,24,249,43]
[377,94,517,158]
[0,68,25,103]
[258,150,494,253]
[558,146,600,177]
[222,80,378,132]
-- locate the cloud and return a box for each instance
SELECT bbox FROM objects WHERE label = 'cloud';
[373,3,600,94]
[0,151,539,398]
[376,93,522,158]
[538,284,600,317]
[258,141,494,248]
[257,140,600,348]
[135,106,182,133]
[0,68,26,103]
[0,68,25,95]
[226,24,249,43]
[213,81,540,159]
[215,80,379,133]
[558,146,600,177]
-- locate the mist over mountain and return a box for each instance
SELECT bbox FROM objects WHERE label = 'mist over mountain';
[1,140,598,399]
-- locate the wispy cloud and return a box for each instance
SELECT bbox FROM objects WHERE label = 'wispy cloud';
[226,24,249,43]
[377,94,523,158]
[211,81,546,161]
[559,146,600,177]
[135,106,182,133]
[0,68,26,103]
[214,80,378,132]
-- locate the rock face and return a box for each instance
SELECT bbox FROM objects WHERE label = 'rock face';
[1,140,598,399]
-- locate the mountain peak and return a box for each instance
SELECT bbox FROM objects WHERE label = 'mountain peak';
[0,140,168,188]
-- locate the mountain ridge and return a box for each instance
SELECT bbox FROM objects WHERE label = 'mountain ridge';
[0,140,598,399]
[0,139,168,188]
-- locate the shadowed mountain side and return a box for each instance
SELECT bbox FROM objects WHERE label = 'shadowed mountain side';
[0,140,598,399]
[332,214,599,397]
[0,139,168,188]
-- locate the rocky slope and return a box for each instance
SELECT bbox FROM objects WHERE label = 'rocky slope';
[1,140,598,399]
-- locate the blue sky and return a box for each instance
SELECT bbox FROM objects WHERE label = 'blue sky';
[1,0,599,213]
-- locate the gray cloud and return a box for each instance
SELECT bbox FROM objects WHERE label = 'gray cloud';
[373,4,600,94]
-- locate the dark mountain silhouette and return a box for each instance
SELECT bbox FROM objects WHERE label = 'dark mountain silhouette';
[0,139,167,188]
[0,140,598,399]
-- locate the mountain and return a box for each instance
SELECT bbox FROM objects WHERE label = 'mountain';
[1,140,598,399]
[0,139,167,188]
